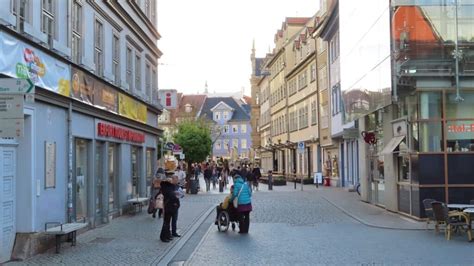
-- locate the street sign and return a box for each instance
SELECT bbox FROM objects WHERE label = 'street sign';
[297,141,305,154]
[0,94,23,119]
[0,78,34,94]
[0,118,23,138]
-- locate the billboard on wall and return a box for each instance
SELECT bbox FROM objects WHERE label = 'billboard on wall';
[0,32,70,96]
[71,67,118,113]
[119,93,147,123]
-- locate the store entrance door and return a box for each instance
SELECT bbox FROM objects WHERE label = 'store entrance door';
[0,146,16,263]
[75,139,89,221]
[95,142,105,225]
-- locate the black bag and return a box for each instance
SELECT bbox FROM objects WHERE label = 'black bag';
[147,197,156,214]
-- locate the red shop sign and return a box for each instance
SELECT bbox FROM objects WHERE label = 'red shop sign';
[97,122,145,143]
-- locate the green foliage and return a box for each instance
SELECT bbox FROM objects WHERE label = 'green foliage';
[173,119,212,164]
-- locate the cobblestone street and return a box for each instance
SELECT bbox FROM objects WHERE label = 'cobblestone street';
[7,180,474,265]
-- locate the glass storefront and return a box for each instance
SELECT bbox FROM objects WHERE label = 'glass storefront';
[131,146,141,197]
[366,110,385,206]
[146,149,154,197]
[95,142,104,218]
[108,143,118,211]
[75,139,89,220]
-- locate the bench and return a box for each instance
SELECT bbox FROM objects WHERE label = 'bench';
[127,197,149,214]
[45,222,88,253]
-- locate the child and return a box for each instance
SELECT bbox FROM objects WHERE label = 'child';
[215,185,234,224]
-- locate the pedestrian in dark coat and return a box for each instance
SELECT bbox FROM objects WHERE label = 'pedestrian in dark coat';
[160,178,180,242]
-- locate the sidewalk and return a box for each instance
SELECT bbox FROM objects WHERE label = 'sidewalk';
[310,184,426,230]
[6,195,216,265]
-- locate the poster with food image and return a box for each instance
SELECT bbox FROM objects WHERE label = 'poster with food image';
[0,32,70,96]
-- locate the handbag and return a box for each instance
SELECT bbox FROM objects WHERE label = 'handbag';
[147,197,156,214]
[233,183,245,208]
[155,194,164,210]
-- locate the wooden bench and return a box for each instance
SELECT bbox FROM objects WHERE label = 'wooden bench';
[45,222,88,253]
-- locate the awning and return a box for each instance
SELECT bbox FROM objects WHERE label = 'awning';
[381,135,406,155]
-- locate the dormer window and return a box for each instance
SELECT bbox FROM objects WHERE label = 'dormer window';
[223,111,228,120]
[185,104,193,113]
[214,112,220,120]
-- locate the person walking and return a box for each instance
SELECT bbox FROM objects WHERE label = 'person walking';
[203,163,212,192]
[211,163,218,190]
[175,166,186,189]
[252,164,262,191]
[231,173,252,234]
[160,178,180,243]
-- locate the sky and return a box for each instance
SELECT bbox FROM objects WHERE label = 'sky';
[157,0,320,96]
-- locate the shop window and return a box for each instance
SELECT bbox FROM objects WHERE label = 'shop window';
[446,92,474,119]
[419,92,442,120]
[446,120,474,152]
[397,155,410,182]
[75,139,89,220]
[417,122,443,152]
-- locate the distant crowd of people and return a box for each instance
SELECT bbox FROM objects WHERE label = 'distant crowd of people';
[148,160,263,242]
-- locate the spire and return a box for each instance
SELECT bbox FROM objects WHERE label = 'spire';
[204,81,208,94]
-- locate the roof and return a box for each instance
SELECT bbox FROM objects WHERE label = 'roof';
[176,94,207,119]
[255,58,264,76]
[200,97,251,122]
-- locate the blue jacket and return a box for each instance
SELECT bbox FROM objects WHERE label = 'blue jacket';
[232,176,252,205]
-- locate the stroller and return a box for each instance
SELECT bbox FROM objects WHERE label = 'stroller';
[216,204,239,232]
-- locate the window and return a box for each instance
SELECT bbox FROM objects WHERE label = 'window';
[113,34,120,85]
[223,125,229,133]
[232,125,238,133]
[135,55,141,93]
[12,0,30,30]
[94,19,104,76]
[126,47,133,89]
[311,100,317,125]
[241,124,247,133]
[224,139,229,150]
[145,63,151,100]
[152,68,157,102]
[151,0,156,25]
[214,112,220,120]
[332,84,341,116]
[41,0,55,41]
[223,111,228,120]
[232,139,238,149]
[310,63,316,82]
[215,141,222,150]
[71,0,81,63]
[241,139,247,149]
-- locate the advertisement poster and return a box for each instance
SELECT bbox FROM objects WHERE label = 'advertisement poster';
[94,82,118,113]
[0,32,70,96]
[119,93,147,123]
[71,67,94,104]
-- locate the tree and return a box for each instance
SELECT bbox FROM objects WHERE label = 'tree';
[173,119,212,166]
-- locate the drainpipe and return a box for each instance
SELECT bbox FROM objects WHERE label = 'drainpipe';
[67,102,73,222]
[454,0,463,102]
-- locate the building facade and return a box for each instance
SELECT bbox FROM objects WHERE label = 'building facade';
[0,0,161,262]
[200,97,252,161]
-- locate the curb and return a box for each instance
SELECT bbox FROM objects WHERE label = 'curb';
[183,219,214,266]
[321,195,430,231]
[153,205,215,266]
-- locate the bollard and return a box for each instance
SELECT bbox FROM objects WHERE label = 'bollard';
[294,177,297,189]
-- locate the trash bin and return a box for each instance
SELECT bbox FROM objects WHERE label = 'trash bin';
[191,179,199,194]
